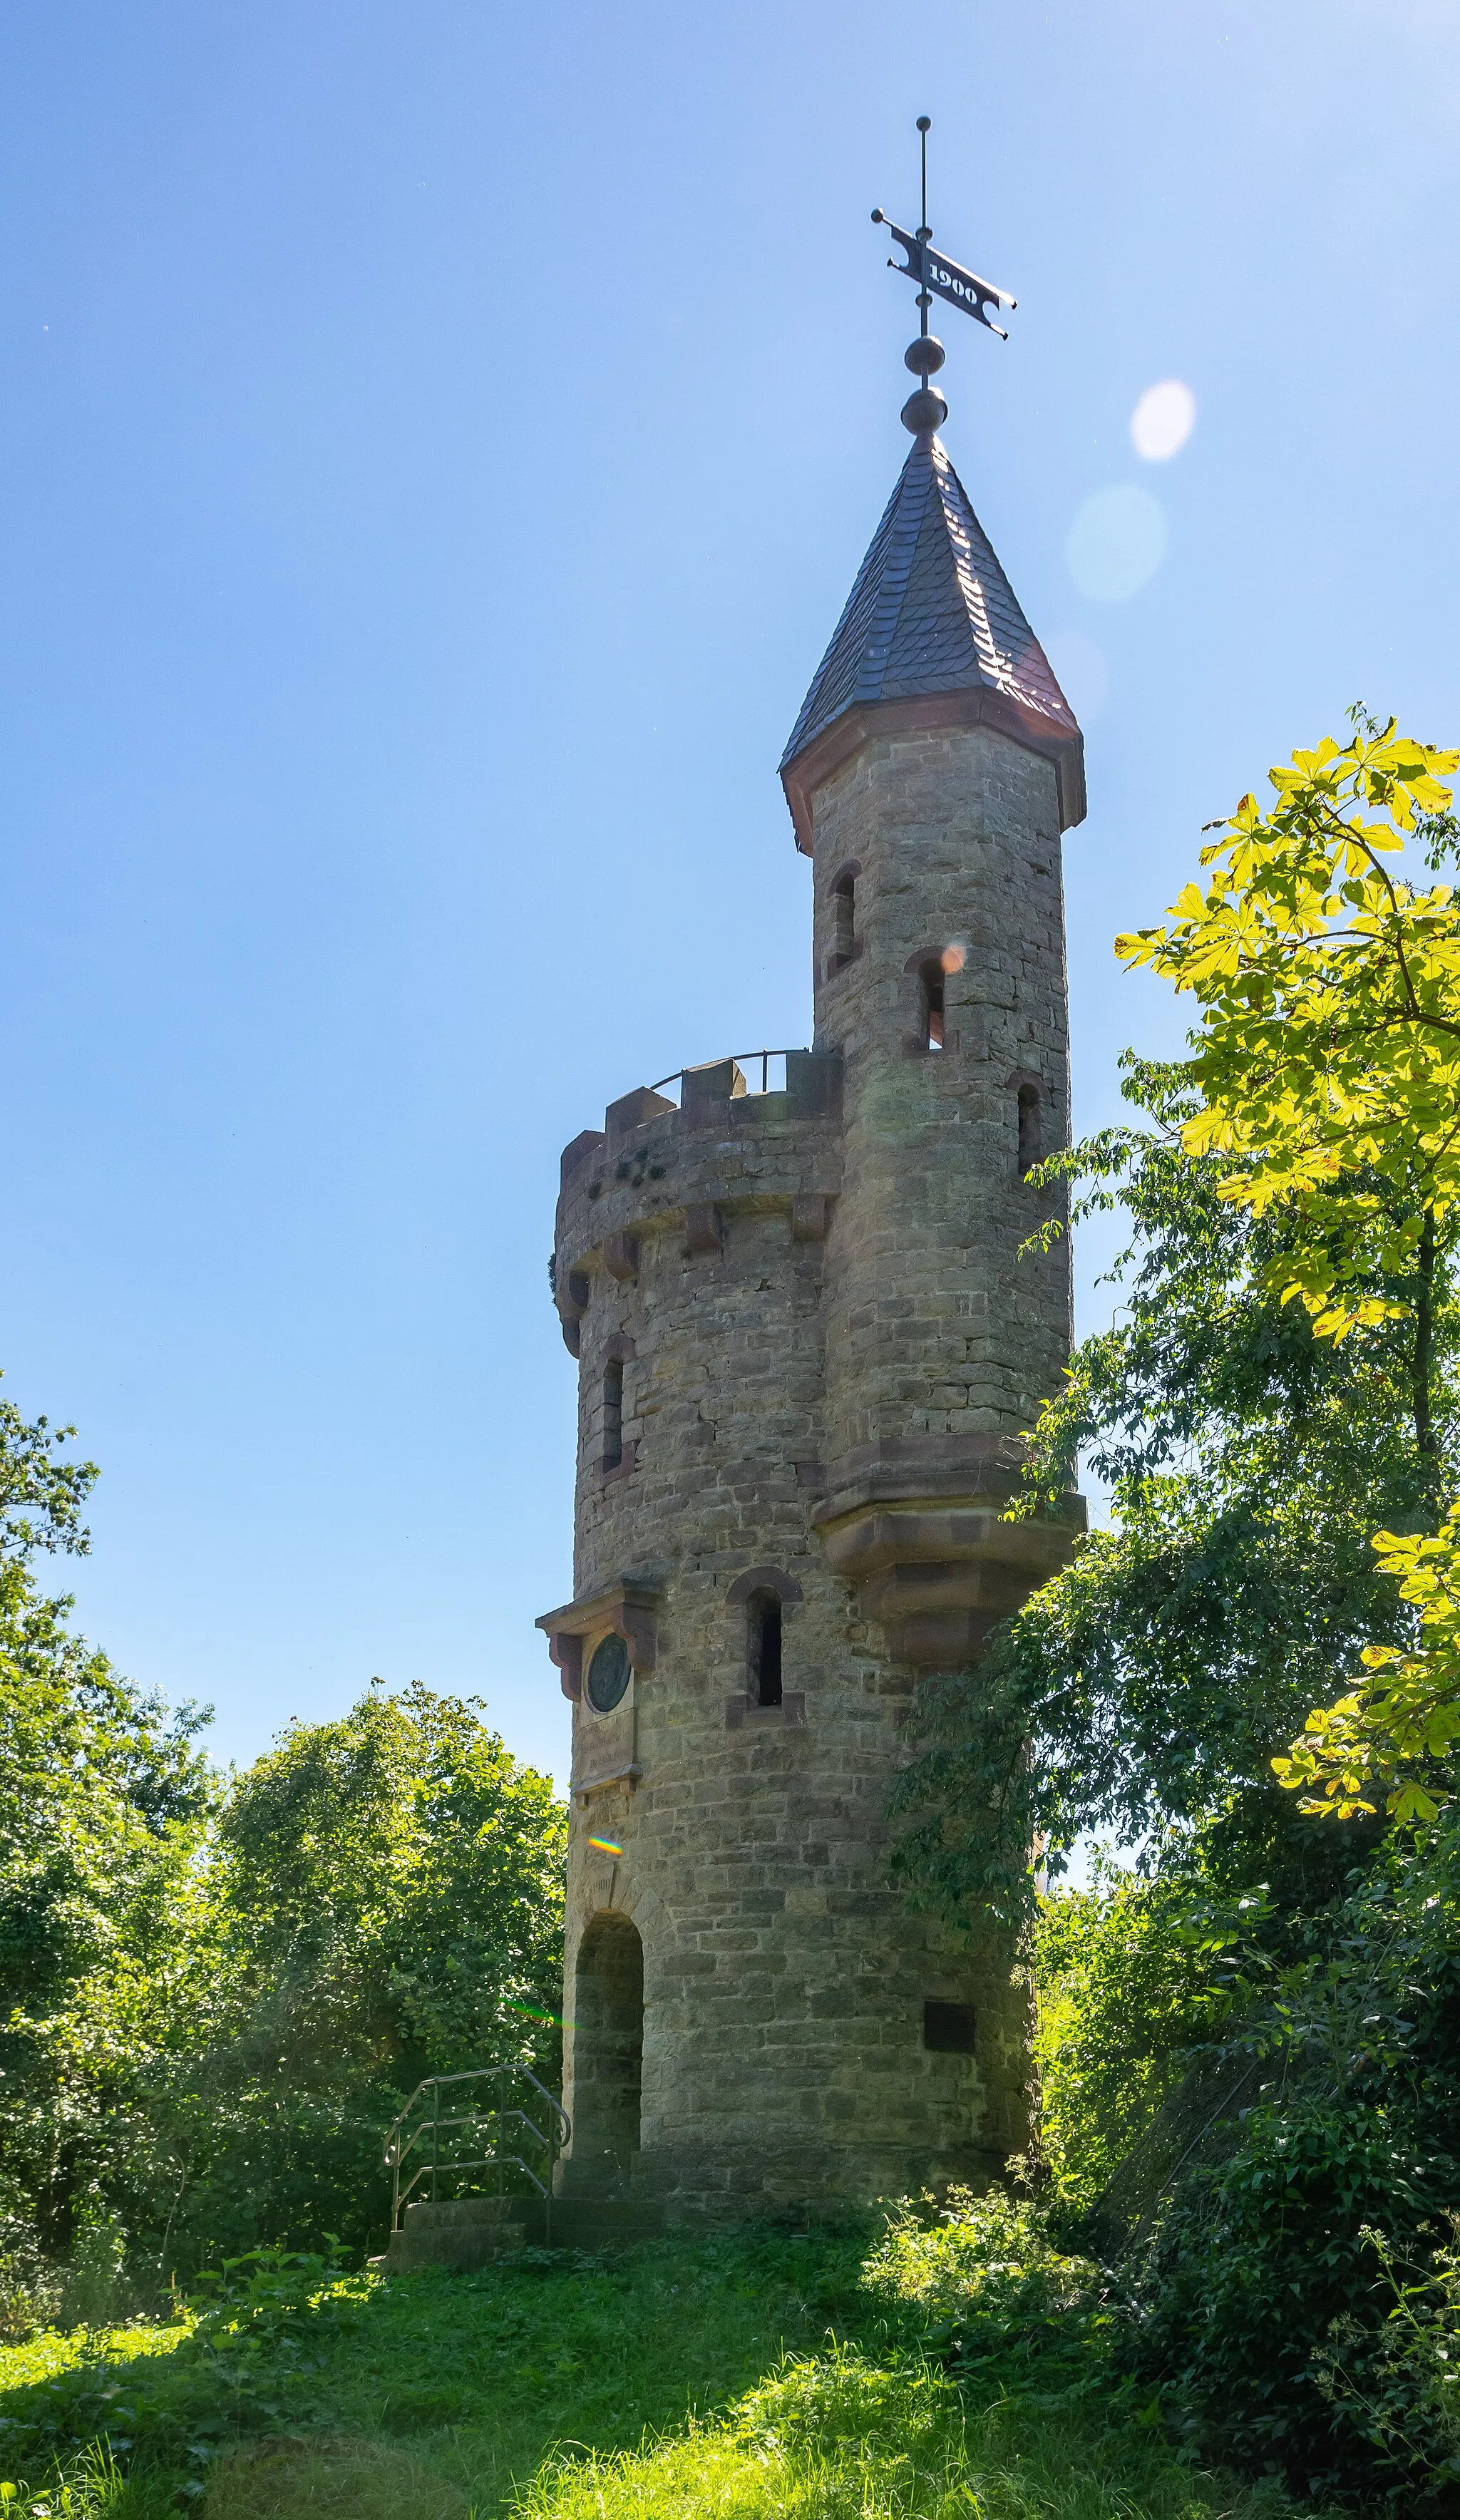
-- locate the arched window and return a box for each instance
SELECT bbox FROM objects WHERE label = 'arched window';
[602,1357,623,1471]
[746,1589,783,1707]
[919,958,945,1052]
[1017,1082,1042,1178]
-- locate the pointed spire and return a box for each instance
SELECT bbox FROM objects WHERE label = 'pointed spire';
[780,433,1085,850]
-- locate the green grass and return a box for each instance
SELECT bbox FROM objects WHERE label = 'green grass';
[0,2216,1320,2520]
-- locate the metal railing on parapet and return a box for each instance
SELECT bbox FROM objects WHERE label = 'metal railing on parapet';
[648,1051,801,1104]
[384,2065,570,2241]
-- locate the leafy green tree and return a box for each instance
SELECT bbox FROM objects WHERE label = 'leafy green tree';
[1034,1861,1234,2211]
[0,1369,569,2300]
[219,1680,565,2084]
[1116,1811,1460,2500]
[161,1683,567,2265]
[1116,721,1460,1357]
[889,1057,1458,1922]
[1115,719,1460,1817]
[0,1382,217,2317]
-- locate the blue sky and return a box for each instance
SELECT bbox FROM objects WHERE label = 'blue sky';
[3,0,1457,1784]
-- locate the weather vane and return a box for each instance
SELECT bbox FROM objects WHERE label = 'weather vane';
[872,115,1016,434]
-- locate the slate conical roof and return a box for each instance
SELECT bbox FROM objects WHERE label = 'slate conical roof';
[780,431,1084,839]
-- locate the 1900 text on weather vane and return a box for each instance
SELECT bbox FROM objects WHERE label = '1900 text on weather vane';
[872,115,1015,343]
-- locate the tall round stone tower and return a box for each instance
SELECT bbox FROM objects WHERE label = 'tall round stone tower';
[538,359,1085,2236]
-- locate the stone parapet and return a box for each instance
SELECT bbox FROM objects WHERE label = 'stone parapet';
[552,1051,843,1352]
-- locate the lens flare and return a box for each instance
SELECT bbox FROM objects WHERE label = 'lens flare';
[1044,629,1111,724]
[1066,485,1168,603]
[1131,379,1196,462]
[587,1835,624,1856]
[940,943,965,974]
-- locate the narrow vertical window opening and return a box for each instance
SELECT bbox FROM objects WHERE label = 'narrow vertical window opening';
[1017,1083,1042,1178]
[920,960,945,1052]
[830,873,855,970]
[748,1590,783,1707]
[602,1357,623,1471]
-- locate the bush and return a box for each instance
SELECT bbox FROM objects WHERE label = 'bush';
[1113,1815,1460,2503]
[862,2186,1104,2387]
[1034,1863,1236,2212]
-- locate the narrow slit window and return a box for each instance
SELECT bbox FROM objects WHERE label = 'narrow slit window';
[602,1357,623,1472]
[830,873,855,970]
[748,1590,783,1707]
[920,960,945,1052]
[1017,1083,1041,1178]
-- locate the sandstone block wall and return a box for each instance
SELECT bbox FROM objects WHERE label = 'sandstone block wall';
[540,718,1079,2227]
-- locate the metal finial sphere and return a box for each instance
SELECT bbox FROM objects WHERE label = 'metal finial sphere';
[900,385,947,435]
[916,115,931,132]
[904,334,946,376]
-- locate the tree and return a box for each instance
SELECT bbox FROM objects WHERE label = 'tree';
[1114,719,1460,1820]
[0,1367,570,2301]
[888,1056,1456,1921]
[158,1682,567,2264]
[0,1380,217,2315]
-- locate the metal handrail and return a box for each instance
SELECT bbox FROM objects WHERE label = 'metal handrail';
[384,2065,570,2240]
[648,1049,802,1102]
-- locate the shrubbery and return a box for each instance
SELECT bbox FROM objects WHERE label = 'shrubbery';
[0,1384,565,2322]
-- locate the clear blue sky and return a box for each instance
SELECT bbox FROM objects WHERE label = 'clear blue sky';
[2,0,1456,1784]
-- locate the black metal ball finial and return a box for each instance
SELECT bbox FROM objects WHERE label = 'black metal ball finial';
[916,115,931,133]
[900,386,947,436]
[904,334,945,376]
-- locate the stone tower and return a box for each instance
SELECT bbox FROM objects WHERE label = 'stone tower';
[538,381,1085,2233]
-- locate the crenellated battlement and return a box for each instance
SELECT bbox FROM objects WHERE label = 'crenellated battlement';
[552,1050,842,1351]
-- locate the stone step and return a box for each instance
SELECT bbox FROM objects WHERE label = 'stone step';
[381,2194,542,2273]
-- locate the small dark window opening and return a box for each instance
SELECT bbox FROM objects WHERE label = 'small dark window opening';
[923,1999,977,2054]
[748,1589,783,1707]
[602,1357,623,1471]
[920,960,945,1051]
[1017,1083,1042,1178]
[830,873,855,970]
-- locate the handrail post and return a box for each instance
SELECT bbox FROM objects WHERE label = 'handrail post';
[383,2062,570,2246]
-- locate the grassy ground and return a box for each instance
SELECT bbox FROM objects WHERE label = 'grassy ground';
[0,2216,1317,2520]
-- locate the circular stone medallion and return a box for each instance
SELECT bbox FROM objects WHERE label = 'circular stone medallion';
[586,1632,631,1713]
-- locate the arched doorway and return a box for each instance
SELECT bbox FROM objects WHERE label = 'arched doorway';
[571,1911,643,2179]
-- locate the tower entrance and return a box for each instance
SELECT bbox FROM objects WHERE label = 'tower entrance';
[570,1911,643,2179]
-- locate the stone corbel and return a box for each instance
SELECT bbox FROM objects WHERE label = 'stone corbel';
[557,1267,590,1358]
[547,1632,583,1700]
[812,1439,1084,1667]
[602,1233,639,1283]
[682,1203,723,1258]
[535,1579,661,1697]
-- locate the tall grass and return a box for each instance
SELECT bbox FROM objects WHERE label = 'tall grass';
[0,2211,1330,2520]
